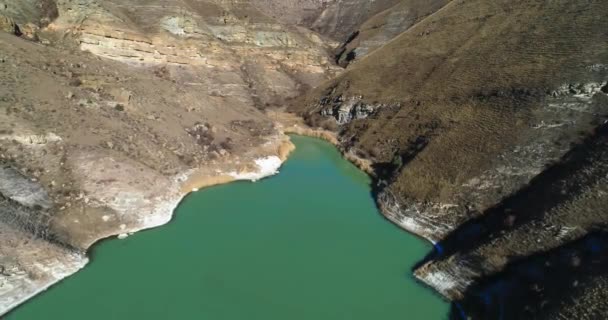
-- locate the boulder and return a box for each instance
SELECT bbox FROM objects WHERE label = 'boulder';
[19,22,39,40]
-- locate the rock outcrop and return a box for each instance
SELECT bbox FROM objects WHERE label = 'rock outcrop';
[317,95,389,124]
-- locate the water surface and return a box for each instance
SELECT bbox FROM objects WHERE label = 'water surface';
[8,136,448,319]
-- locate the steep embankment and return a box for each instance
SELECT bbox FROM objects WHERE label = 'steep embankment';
[0,30,295,315]
[0,0,338,315]
[293,0,608,318]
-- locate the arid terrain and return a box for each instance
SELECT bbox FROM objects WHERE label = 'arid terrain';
[0,0,337,313]
[1,0,607,319]
[293,0,608,319]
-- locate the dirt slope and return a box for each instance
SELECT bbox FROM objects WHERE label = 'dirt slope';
[293,0,608,318]
[251,0,402,41]
[334,0,451,66]
[1,0,607,318]
[0,0,341,314]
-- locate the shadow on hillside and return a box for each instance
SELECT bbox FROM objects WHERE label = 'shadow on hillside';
[449,231,608,319]
[414,122,608,269]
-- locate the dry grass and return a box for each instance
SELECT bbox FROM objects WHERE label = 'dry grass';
[295,0,608,203]
[290,1,608,317]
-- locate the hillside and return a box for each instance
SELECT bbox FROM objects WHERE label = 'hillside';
[0,0,341,314]
[334,0,451,66]
[251,0,402,41]
[293,0,608,318]
[1,0,607,318]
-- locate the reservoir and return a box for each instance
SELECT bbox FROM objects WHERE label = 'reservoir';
[7,136,449,319]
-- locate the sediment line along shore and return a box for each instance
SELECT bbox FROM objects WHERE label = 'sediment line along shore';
[271,111,461,301]
[0,133,294,317]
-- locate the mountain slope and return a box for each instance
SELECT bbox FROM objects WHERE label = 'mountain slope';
[0,0,343,315]
[251,0,402,41]
[334,0,451,66]
[1,0,608,318]
[293,0,608,318]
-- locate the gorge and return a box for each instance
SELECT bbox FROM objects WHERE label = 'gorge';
[6,136,449,319]
[1,0,607,319]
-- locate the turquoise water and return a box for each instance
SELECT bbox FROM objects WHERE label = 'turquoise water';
[7,135,448,319]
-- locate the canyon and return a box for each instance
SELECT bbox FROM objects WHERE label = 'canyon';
[1,0,607,319]
[7,136,449,319]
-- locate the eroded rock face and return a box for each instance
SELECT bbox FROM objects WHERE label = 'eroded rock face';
[318,95,389,124]
[48,0,342,109]
[0,165,87,314]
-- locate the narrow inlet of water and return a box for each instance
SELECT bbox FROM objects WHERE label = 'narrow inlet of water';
[7,135,448,319]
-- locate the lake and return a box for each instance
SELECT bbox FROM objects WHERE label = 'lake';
[7,135,448,319]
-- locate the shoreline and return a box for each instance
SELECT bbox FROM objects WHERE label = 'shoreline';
[2,117,450,317]
[1,134,295,317]
[271,111,455,301]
